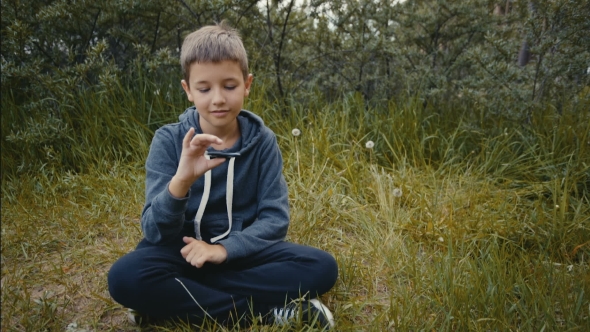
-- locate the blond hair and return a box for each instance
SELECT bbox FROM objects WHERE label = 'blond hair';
[180,21,249,84]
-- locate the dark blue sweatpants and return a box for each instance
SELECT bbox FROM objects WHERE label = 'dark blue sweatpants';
[108,237,338,324]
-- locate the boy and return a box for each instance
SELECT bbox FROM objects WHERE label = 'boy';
[107,21,338,329]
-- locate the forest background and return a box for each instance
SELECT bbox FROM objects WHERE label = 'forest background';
[1,0,589,331]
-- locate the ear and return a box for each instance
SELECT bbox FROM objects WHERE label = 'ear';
[244,74,254,97]
[180,79,194,102]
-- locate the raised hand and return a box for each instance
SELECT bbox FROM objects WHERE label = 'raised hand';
[169,127,226,198]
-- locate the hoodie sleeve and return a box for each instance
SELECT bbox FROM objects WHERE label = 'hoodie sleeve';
[141,127,188,244]
[217,132,290,262]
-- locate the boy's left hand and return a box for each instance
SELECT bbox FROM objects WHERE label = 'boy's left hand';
[180,236,227,268]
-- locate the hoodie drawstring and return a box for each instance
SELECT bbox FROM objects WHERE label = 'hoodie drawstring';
[194,156,235,243]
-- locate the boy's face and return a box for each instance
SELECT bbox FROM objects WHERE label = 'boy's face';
[181,60,253,136]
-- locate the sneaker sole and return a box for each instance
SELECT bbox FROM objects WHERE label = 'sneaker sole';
[310,299,335,328]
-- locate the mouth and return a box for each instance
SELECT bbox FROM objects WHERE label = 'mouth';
[210,110,230,117]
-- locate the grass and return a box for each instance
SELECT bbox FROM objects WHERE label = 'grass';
[1,84,589,331]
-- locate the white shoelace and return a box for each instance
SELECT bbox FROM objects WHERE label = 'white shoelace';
[273,306,298,325]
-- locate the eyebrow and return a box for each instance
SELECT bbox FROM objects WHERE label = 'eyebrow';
[194,77,240,85]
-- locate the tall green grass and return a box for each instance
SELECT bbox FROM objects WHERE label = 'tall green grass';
[1,80,589,331]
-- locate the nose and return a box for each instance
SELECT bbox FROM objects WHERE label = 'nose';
[212,88,225,106]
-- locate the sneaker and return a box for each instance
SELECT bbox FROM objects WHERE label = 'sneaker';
[127,308,152,325]
[271,298,335,329]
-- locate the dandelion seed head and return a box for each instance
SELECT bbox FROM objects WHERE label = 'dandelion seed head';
[438,237,444,242]
[365,140,375,149]
[392,188,402,197]
[555,204,560,208]
[291,128,301,137]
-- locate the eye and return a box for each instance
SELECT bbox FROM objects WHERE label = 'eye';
[197,88,210,93]
[225,86,236,90]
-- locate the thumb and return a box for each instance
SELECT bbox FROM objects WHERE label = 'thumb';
[183,236,196,244]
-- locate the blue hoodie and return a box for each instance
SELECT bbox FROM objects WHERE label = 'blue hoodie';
[141,106,290,262]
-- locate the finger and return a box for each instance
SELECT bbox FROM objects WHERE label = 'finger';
[180,241,194,257]
[189,133,223,148]
[183,127,195,149]
[180,245,189,258]
[183,236,195,244]
[194,255,207,268]
[189,253,200,267]
[186,249,196,264]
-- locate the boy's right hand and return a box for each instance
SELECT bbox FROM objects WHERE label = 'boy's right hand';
[169,127,226,198]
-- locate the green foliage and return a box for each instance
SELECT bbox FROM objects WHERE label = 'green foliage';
[1,0,263,176]
[2,0,589,174]
[1,63,182,175]
[462,0,590,123]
